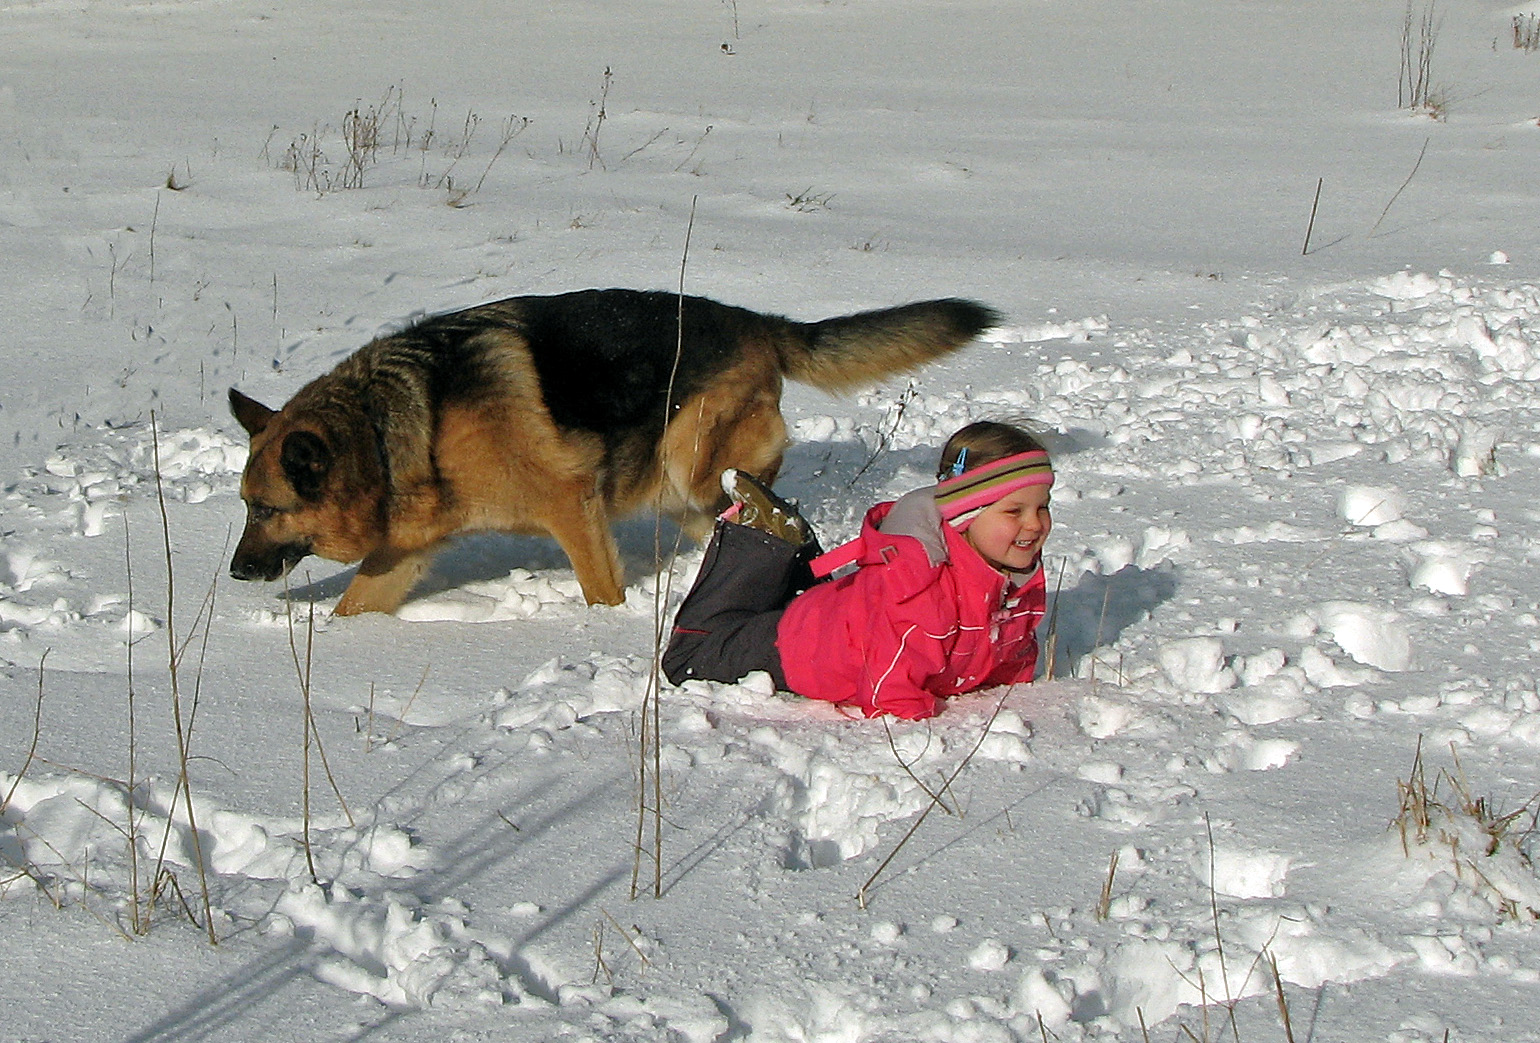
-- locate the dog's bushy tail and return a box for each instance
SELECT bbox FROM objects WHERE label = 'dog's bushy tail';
[777,298,1002,392]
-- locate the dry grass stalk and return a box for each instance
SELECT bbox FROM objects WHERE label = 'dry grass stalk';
[582,67,613,171]
[149,413,217,944]
[283,579,354,886]
[856,683,1019,909]
[1042,558,1068,681]
[1395,735,1432,855]
[1399,1,1443,115]
[363,681,378,752]
[152,865,199,927]
[1515,14,1540,52]
[180,559,221,746]
[1194,963,1211,1041]
[883,719,953,815]
[846,379,918,488]
[0,652,48,817]
[1204,813,1243,1042]
[1095,848,1120,922]
[128,432,224,935]
[384,664,432,747]
[673,125,713,175]
[13,820,127,934]
[632,197,699,900]
[1369,137,1430,238]
[278,83,520,204]
[1267,951,1297,1043]
[0,864,56,904]
[148,192,160,285]
[124,471,144,933]
[591,922,612,984]
[600,906,652,970]
[285,580,318,882]
[786,187,836,212]
[1443,744,1533,855]
[1168,813,1268,1040]
[1084,581,1115,683]
[933,762,964,819]
[448,115,529,207]
[1301,177,1323,256]
[1394,737,1540,920]
[0,657,65,910]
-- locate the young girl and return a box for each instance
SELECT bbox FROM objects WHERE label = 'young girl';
[663,421,1052,719]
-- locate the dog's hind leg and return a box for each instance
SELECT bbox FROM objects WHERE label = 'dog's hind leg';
[663,375,788,541]
[542,489,627,606]
[336,546,434,616]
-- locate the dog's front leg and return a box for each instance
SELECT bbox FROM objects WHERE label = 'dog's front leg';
[335,546,432,615]
[543,492,626,606]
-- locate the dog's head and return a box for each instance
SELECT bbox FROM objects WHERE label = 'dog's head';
[228,387,386,583]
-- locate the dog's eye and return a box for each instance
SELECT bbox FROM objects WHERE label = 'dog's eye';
[248,503,281,522]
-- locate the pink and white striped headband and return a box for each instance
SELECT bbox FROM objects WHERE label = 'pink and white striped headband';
[934,449,1053,531]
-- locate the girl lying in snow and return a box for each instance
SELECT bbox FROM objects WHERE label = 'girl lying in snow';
[663,421,1052,719]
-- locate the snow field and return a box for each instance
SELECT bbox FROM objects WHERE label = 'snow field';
[7,0,1540,1036]
[4,269,1540,1039]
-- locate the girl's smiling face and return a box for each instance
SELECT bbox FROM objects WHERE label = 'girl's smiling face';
[962,485,1052,574]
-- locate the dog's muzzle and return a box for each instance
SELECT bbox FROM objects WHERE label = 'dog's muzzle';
[229,543,309,583]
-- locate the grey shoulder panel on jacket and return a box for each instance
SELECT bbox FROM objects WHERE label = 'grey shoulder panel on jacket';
[877,486,948,566]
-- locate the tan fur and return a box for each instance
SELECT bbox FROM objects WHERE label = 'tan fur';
[652,349,788,532]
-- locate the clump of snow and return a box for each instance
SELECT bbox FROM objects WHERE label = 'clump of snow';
[1157,637,1236,695]
[967,938,1012,971]
[1339,486,1405,527]
[1407,540,1490,596]
[1199,846,1293,899]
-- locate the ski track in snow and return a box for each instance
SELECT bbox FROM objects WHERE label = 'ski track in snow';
[5,271,1540,1039]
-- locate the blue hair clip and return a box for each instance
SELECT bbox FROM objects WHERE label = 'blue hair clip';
[948,447,968,478]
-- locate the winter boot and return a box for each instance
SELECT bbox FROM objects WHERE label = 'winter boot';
[720,469,813,548]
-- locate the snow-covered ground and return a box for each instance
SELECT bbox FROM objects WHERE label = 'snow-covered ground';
[5,1,1540,1040]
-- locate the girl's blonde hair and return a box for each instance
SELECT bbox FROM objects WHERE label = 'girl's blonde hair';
[936,420,1047,480]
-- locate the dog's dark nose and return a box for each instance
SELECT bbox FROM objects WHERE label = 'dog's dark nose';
[229,542,306,582]
[229,559,265,582]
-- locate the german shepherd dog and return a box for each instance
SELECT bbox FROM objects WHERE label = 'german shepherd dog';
[228,289,999,615]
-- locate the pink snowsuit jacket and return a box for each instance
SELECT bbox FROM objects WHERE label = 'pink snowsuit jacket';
[775,498,1046,720]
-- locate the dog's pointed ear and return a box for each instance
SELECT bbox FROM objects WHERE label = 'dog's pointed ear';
[229,388,276,436]
[280,431,332,501]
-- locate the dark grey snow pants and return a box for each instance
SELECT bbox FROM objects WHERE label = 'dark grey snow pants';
[662,519,821,688]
